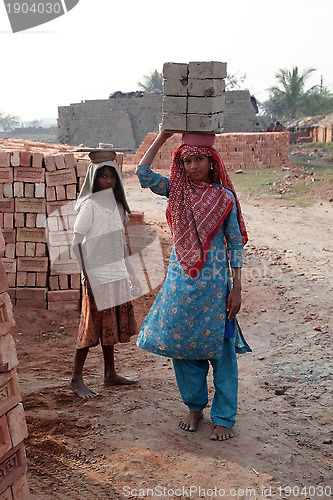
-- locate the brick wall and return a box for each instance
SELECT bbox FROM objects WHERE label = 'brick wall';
[123,131,292,170]
[0,228,30,499]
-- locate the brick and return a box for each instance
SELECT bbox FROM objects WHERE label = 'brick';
[48,230,73,247]
[66,184,77,200]
[13,168,44,183]
[24,184,34,198]
[48,290,80,302]
[58,274,69,289]
[6,275,15,289]
[187,96,225,114]
[0,415,12,458]
[16,272,27,287]
[0,370,21,417]
[35,183,45,198]
[16,228,46,244]
[16,288,47,301]
[2,229,16,246]
[55,185,66,201]
[7,403,28,447]
[51,259,80,275]
[32,152,44,168]
[11,473,30,499]
[3,215,13,230]
[63,153,77,169]
[48,276,59,290]
[0,486,12,499]
[0,263,8,295]
[19,151,31,167]
[188,61,227,79]
[0,443,27,495]
[162,96,187,114]
[44,155,56,171]
[162,113,187,132]
[1,261,16,275]
[35,243,46,257]
[0,334,18,373]
[54,154,66,170]
[163,62,188,80]
[15,243,25,257]
[26,273,36,286]
[36,214,46,228]
[0,152,10,168]
[4,246,14,260]
[48,301,78,311]
[10,152,20,167]
[36,272,47,287]
[186,112,224,132]
[163,78,188,97]
[13,182,23,198]
[6,289,15,303]
[0,169,13,184]
[45,169,77,187]
[14,213,25,228]
[15,198,45,214]
[0,232,5,254]
[70,274,81,289]
[76,161,88,177]
[25,243,35,257]
[2,185,12,198]
[25,213,36,228]
[17,258,47,273]
[0,200,14,214]
[46,186,56,201]
[187,78,226,97]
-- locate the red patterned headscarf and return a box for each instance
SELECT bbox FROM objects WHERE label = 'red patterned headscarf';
[165,144,248,278]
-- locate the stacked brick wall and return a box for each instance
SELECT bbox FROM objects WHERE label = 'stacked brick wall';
[0,228,30,499]
[0,139,142,311]
[123,131,292,171]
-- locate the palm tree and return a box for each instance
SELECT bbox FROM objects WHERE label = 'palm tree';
[137,70,163,92]
[266,66,316,120]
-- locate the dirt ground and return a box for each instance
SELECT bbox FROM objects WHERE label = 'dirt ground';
[11,168,332,500]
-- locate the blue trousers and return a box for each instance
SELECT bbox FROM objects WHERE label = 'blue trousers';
[172,339,238,429]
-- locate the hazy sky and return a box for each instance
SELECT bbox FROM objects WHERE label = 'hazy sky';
[1,0,333,122]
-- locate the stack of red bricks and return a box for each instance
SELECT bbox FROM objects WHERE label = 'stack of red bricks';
[0,139,92,311]
[0,228,30,499]
[123,131,292,171]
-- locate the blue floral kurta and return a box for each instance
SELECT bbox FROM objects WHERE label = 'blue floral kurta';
[136,165,251,359]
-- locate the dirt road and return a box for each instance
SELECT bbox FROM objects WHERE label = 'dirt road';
[12,171,332,499]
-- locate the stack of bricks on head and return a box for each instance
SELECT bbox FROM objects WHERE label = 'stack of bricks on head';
[0,138,144,311]
[1,228,30,498]
[162,61,226,133]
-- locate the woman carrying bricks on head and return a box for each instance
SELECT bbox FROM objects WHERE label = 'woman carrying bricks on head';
[136,130,251,440]
[69,150,141,399]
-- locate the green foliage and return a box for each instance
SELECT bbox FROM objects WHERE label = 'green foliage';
[137,69,163,92]
[261,67,333,122]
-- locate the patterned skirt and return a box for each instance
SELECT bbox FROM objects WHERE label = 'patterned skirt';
[76,277,138,349]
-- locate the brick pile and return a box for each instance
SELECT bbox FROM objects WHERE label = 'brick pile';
[123,131,292,171]
[162,61,226,133]
[0,139,125,311]
[0,228,30,499]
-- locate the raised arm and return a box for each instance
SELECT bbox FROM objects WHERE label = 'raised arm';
[136,130,174,197]
[140,130,173,166]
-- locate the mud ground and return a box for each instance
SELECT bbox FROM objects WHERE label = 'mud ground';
[11,168,332,500]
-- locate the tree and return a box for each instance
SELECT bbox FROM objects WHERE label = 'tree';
[137,69,163,92]
[225,72,247,90]
[0,111,20,131]
[262,66,316,121]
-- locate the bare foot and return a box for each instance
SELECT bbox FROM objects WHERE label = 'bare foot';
[69,378,99,399]
[104,373,137,386]
[179,411,203,432]
[210,425,234,441]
